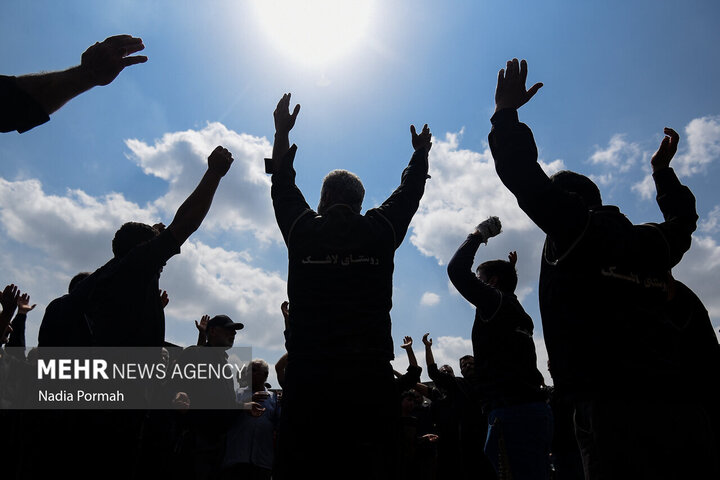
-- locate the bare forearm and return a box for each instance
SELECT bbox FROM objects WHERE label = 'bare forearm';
[167,169,223,244]
[405,348,418,367]
[424,345,435,368]
[16,66,96,115]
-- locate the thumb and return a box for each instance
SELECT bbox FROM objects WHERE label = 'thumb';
[526,82,543,100]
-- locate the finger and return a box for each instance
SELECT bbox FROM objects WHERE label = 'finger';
[291,103,301,119]
[123,56,148,67]
[121,42,146,55]
[520,59,528,84]
[664,127,680,144]
[511,58,520,76]
[410,124,417,137]
[497,68,505,85]
[526,82,543,100]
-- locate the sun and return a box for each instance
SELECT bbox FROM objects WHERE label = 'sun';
[253,0,375,67]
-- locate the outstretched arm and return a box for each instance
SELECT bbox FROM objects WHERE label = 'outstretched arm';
[447,217,503,319]
[647,127,698,267]
[5,35,147,133]
[6,292,35,349]
[270,94,313,245]
[489,58,589,250]
[372,124,432,248]
[401,336,418,367]
[422,333,435,369]
[0,285,19,340]
[195,315,209,346]
[166,146,233,245]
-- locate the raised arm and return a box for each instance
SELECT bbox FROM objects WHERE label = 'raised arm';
[447,217,503,318]
[270,94,314,244]
[422,333,435,368]
[6,292,35,349]
[371,124,432,248]
[3,35,147,133]
[489,58,591,248]
[166,146,233,245]
[195,314,209,346]
[646,127,698,267]
[401,336,418,367]
[0,285,19,339]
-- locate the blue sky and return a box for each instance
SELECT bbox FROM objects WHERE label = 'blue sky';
[1,0,719,386]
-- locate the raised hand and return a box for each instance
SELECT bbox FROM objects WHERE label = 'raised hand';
[16,293,36,315]
[274,93,301,135]
[508,251,518,266]
[281,301,290,321]
[474,216,502,243]
[80,35,148,87]
[208,146,234,177]
[411,124,432,152]
[651,127,680,173]
[195,315,210,334]
[159,290,169,308]
[422,333,432,347]
[401,335,413,350]
[495,58,543,112]
[0,285,20,316]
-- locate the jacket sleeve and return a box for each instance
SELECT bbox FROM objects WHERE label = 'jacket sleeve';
[0,75,50,133]
[447,233,502,320]
[642,167,698,268]
[270,144,316,246]
[371,148,429,248]
[489,108,589,252]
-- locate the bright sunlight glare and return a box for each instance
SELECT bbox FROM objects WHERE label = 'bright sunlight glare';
[254,0,374,67]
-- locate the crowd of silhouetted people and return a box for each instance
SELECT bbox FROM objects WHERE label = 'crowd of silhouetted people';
[0,35,719,480]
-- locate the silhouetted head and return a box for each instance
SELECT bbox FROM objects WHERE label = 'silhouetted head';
[476,260,518,293]
[251,358,270,388]
[112,222,158,258]
[549,170,602,209]
[317,170,365,215]
[206,314,244,349]
[68,272,91,293]
[459,355,475,378]
[439,364,454,376]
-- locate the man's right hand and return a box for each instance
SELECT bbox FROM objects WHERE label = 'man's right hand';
[422,333,432,348]
[494,58,543,112]
[411,124,432,152]
[274,93,301,135]
[208,146,234,177]
[80,35,148,87]
[474,216,502,243]
[651,127,680,173]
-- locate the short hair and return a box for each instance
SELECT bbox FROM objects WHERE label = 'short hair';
[68,272,91,293]
[459,355,474,364]
[476,260,518,293]
[252,359,269,379]
[112,222,158,258]
[317,170,365,215]
[549,170,602,209]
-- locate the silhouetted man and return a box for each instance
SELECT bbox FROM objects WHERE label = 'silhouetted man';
[448,217,551,479]
[268,93,431,479]
[1,34,147,134]
[488,58,700,479]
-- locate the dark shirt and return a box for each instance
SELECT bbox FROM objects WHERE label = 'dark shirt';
[85,229,181,347]
[0,75,50,133]
[447,233,545,405]
[271,144,428,361]
[489,108,698,397]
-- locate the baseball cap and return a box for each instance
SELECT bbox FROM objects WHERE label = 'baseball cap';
[207,314,244,330]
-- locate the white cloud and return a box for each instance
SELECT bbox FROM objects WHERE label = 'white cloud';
[125,122,281,244]
[408,131,551,313]
[0,122,291,350]
[699,205,720,235]
[420,291,440,306]
[589,134,641,172]
[633,115,720,199]
[674,115,720,177]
